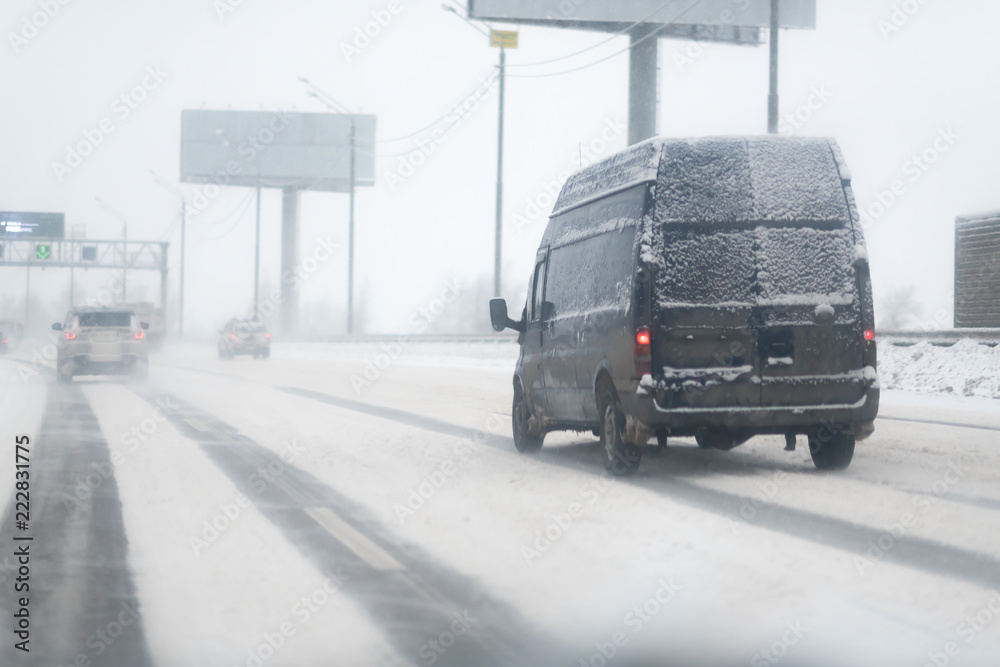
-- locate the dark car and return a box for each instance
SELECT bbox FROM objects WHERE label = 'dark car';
[0,331,7,354]
[490,136,879,476]
[218,319,271,359]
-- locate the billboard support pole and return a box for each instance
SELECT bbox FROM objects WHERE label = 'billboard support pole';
[768,0,780,134]
[179,199,186,337]
[281,187,299,337]
[254,181,261,314]
[628,24,659,145]
[348,120,356,336]
[494,45,506,298]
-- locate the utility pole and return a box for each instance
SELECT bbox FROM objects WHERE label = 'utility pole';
[348,119,356,335]
[494,44,506,298]
[179,198,185,336]
[150,172,187,336]
[254,180,261,311]
[768,0,780,134]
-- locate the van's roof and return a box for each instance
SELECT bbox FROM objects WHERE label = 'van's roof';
[552,136,853,226]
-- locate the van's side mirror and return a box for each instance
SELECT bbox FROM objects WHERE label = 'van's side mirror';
[489,298,524,333]
[52,323,63,331]
[141,322,149,330]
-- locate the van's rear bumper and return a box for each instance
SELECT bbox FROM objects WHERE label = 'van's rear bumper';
[622,387,880,438]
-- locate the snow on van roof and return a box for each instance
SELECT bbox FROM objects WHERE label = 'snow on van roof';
[553,136,852,225]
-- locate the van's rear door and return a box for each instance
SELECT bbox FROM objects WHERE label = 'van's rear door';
[757,226,867,407]
[653,229,761,410]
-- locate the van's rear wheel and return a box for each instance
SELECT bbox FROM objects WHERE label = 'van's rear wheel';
[602,391,642,476]
[808,429,855,470]
[512,385,543,453]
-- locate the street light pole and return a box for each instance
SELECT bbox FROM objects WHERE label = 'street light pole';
[95,196,129,303]
[348,118,356,335]
[768,0,780,134]
[494,45,506,298]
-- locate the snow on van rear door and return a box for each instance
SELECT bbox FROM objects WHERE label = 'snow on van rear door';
[757,226,866,407]
[653,229,760,410]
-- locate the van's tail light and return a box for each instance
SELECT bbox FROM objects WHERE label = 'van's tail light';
[863,329,877,370]
[230,334,237,340]
[135,332,144,340]
[64,332,76,340]
[635,327,652,378]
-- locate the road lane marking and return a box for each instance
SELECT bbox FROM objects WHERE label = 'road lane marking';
[305,507,405,573]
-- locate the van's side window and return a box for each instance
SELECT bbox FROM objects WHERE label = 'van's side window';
[531,260,547,321]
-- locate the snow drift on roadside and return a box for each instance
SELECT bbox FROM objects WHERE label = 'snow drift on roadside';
[879,339,1000,399]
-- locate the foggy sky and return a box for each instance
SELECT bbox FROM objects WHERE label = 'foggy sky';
[1,0,996,335]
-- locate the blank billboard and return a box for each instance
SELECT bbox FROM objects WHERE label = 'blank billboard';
[180,110,376,193]
[468,0,816,30]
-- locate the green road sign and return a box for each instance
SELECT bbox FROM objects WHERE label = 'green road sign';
[35,244,51,260]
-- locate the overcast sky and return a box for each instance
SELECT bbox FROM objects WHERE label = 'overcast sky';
[1,0,996,335]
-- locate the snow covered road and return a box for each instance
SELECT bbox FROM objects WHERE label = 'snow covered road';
[1,341,1000,666]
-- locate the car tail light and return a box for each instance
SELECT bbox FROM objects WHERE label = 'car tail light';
[634,327,652,378]
[135,332,144,340]
[64,332,76,340]
[230,334,237,340]
[265,333,271,339]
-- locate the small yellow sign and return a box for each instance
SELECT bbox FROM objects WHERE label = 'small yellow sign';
[490,30,519,49]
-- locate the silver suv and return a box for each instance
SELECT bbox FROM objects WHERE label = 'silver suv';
[52,307,149,382]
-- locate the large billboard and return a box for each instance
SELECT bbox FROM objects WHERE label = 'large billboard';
[0,212,65,239]
[468,0,816,30]
[180,110,376,193]
[955,212,1000,328]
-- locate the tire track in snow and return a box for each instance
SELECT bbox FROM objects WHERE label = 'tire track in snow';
[134,388,567,667]
[0,381,153,667]
[278,385,1000,591]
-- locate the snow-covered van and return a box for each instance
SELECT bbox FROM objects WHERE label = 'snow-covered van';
[490,136,879,476]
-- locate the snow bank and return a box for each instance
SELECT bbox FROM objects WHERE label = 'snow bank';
[879,339,1000,399]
